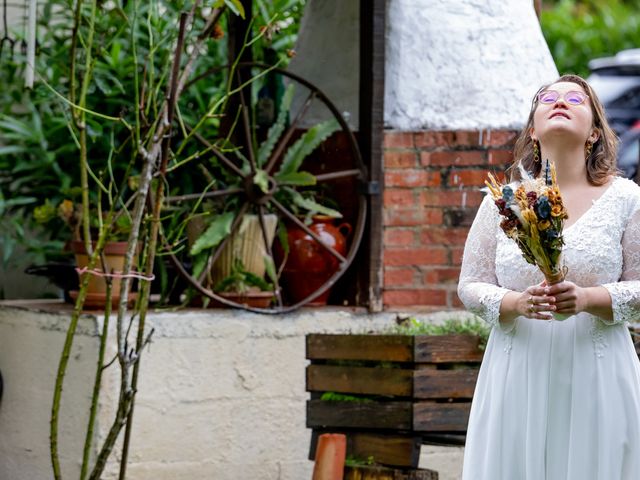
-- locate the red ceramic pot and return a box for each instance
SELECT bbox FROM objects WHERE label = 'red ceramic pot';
[277,216,351,306]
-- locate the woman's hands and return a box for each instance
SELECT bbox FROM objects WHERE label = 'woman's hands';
[501,280,614,323]
[519,283,556,320]
[500,282,555,323]
[544,280,588,315]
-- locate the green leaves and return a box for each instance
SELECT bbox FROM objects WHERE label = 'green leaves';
[288,188,342,219]
[213,259,273,293]
[257,83,294,166]
[214,0,246,18]
[275,171,316,186]
[253,169,270,193]
[541,0,640,77]
[189,212,234,256]
[276,118,340,179]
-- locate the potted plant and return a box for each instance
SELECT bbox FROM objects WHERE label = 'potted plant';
[179,82,345,307]
[211,259,276,308]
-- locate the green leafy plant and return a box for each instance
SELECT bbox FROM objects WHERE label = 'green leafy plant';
[14,1,257,478]
[385,316,491,350]
[320,392,375,403]
[0,0,242,264]
[344,455,376,467]
[214,259,273,293]
[186,82,342,282]
[541,0,640,77]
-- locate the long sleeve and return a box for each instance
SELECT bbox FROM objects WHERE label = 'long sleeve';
[601,198,640,325]
[457,195,511,327]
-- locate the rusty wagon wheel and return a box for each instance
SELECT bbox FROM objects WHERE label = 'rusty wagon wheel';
[162,62,367,313]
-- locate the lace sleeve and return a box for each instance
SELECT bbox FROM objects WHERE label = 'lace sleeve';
[457,195,511,327]
[601,199,640,325]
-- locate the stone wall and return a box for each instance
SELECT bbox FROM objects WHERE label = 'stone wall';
[0,303,470,480]
[382,128,518,309]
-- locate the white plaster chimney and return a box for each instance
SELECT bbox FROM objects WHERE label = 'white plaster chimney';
[287,0,558,131]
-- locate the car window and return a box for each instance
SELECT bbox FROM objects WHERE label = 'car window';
[588,75,640,104]
[609,87,640,109]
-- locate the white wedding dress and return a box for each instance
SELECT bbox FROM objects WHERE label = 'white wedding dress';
[458,176,640,480]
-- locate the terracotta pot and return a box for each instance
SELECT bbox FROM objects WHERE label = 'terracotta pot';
[208,290,275,309]
[276,216,351,306]
[68,241,136,309]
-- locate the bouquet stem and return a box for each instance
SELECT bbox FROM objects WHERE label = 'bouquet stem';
[544,270,569,320]
[544,271,565,285]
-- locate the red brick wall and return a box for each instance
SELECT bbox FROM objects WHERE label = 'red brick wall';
[382,129,518,309]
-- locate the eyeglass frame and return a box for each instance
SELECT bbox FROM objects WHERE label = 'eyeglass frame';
[536,89,589,106]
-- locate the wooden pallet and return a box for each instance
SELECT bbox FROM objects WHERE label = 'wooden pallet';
[306,333,482,469]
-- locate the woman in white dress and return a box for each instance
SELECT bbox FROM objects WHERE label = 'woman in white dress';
[458,74,640,479]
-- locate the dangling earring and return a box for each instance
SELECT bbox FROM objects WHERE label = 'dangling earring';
[585,141,593,160]
[532,140,540,163]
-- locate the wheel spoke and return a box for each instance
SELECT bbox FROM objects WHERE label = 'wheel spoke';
[265,90,316,174]
[237,71,258,175]
[170,62,367,312]
[187,125,246,178]
[164,187,242,204]
[270,198,347,263]
[241,105,257,174]
[197,202,250,285]
[257,205,283,307]
[314,169,362,182]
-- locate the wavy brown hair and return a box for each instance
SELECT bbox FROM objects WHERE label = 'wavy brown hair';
[508,74,618,186]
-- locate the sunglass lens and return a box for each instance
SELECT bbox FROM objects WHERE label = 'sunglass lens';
[539,91,558,103]
[566,92,585,105]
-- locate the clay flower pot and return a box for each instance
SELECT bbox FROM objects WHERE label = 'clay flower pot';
[68,241,136,309]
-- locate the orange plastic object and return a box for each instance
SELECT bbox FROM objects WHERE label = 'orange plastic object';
[312,433,347,480]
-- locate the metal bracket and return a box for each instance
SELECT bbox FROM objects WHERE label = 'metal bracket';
[359,180,381,196]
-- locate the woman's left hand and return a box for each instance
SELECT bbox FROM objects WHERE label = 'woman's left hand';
[545,280,589,314]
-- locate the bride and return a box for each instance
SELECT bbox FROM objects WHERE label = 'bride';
[458,74,640,479]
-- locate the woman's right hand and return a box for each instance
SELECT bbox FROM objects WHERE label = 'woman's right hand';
[500,283,556,323]
[520,284,556,319]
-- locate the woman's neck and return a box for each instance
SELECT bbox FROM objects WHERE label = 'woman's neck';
[539,142,588,189]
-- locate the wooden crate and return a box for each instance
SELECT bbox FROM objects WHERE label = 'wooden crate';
[306,333,483,468]
[308,329,640,470]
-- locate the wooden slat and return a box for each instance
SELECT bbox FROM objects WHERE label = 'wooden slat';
[345,465,439,480]
[413,368,479,399]
[414,335,483,363]
[307,364,413,396]
[413,402,471,432]
[307,334,414,362]
[350,432,421,468]
[307,400,412,430]
[309,430,421,468]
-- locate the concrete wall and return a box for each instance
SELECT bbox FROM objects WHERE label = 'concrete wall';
[0,303,468,479]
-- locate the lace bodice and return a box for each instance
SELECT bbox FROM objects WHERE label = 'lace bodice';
[458,176,640,326]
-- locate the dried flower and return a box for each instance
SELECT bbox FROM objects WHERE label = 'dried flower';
[485,161,568,284]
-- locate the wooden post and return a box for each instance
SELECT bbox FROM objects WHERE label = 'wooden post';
[359,0,386,311]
